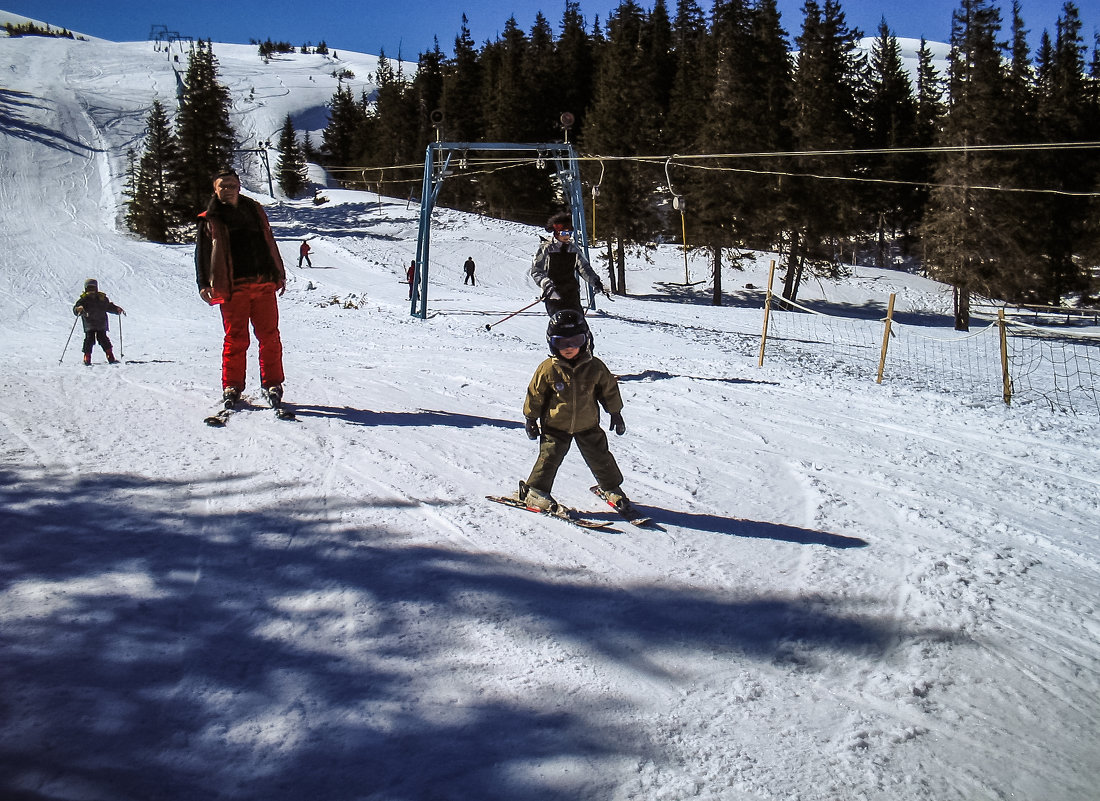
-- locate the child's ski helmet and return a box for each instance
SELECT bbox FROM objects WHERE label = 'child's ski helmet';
[84,278,98,292]
[546,309,591,356]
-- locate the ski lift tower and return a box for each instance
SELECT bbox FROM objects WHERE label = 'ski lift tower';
[410,135,592,319]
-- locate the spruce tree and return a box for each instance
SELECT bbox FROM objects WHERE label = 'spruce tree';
[442,16,484,143]
[127,99,183,242]
[556,1,595,143]
[412,40,445,152]
[583,0,663,294]
[664,0,710,154]
[174,40,235,217]
[321,82,364,168]
[864,18,919,267]
[782,0,864,302]
[1031,2,1098,302]
[276,114,308,198]
[440,16,484,210]
[921,0,1016,328]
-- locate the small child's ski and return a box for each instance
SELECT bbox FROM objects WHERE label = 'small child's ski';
[591,486,653,527]
[486,495,614,530]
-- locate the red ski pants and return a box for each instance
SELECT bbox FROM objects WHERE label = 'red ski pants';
[219,282,284,390]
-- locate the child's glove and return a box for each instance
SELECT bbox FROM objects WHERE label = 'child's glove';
[540,281,561,302]
[74,306,84,314]
[525,418,541,440]
[609,412,626,436]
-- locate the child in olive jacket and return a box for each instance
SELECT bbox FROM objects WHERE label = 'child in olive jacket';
[519,310,629,511]
[73,278,125,365]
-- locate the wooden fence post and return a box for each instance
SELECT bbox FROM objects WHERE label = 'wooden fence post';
[758,260,776,367]
[876,293,896,384]
[998,309,1012,405]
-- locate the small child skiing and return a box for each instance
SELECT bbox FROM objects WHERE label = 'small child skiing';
[517,309,630,512]
[72,278,125,365]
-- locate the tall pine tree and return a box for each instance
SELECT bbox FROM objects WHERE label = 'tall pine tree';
[583,0,663,294]
[126,98,183,242]
[921,0,1017,328]
[276,114,307,198]
[782,0,864,302]
[174,40,235,216]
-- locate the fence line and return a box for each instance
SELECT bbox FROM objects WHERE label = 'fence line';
[759,292,1100,416]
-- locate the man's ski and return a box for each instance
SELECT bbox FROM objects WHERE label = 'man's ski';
[204,394,240,427]
[486,495,614,530]
[591,486,653,526]
[262,386,296,421]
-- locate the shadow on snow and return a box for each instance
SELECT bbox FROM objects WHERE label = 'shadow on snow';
[0,466,954,800]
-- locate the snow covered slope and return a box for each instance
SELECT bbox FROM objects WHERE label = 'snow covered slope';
[1,28,1098,801]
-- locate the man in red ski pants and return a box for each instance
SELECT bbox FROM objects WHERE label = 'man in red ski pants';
[195,169,287,405]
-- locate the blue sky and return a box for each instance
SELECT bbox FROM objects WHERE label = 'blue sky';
[5,1,1089,58]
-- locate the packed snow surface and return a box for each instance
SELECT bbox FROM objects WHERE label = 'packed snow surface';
[1,23,1098,801]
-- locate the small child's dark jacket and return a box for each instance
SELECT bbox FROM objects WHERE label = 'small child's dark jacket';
[73,291,122,332]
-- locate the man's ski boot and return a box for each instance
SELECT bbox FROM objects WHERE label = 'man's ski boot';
[106,349,119,364]
[262,384,295,420]
[83,353,92,366]
[222,386,242,409]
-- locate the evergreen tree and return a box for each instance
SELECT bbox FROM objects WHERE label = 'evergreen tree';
[647,0,676,123]
[369,51,419,168]
[442,16,484,143]
[412,40,446,151]
[863,18,919,267]
[921,0,1017,328]
[174,40,236,216]
[440,16,484,210]
[321,82,364,168]
[1030,2,1099,302]
[583,0,664,294]
[664,0,710,154]
[276,114,307,197]
[782,0,864,302]
[913,37,946,204]
[525,12,561,139]
[127,99,183,242]
[556,1,595,143]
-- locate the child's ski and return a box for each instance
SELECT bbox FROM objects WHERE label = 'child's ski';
[486,495,614,530]
[590,486,653,527]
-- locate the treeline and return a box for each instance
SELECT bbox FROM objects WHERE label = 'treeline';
[318,0,1100,320]
[254,38,330,58]
[4,21,82,39]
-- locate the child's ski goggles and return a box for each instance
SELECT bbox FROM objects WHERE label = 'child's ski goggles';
[550,333,587,350]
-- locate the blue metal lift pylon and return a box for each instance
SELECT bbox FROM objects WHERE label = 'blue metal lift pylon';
[410,142,594,319]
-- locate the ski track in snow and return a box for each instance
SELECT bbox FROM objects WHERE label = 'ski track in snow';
[1,30,1099,801]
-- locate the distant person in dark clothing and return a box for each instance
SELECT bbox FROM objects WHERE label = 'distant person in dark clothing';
[463,256,476,285]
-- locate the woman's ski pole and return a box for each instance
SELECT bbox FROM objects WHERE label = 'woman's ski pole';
[59,316,79,364]
[118,314,123,359]
[485,297,543,331]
